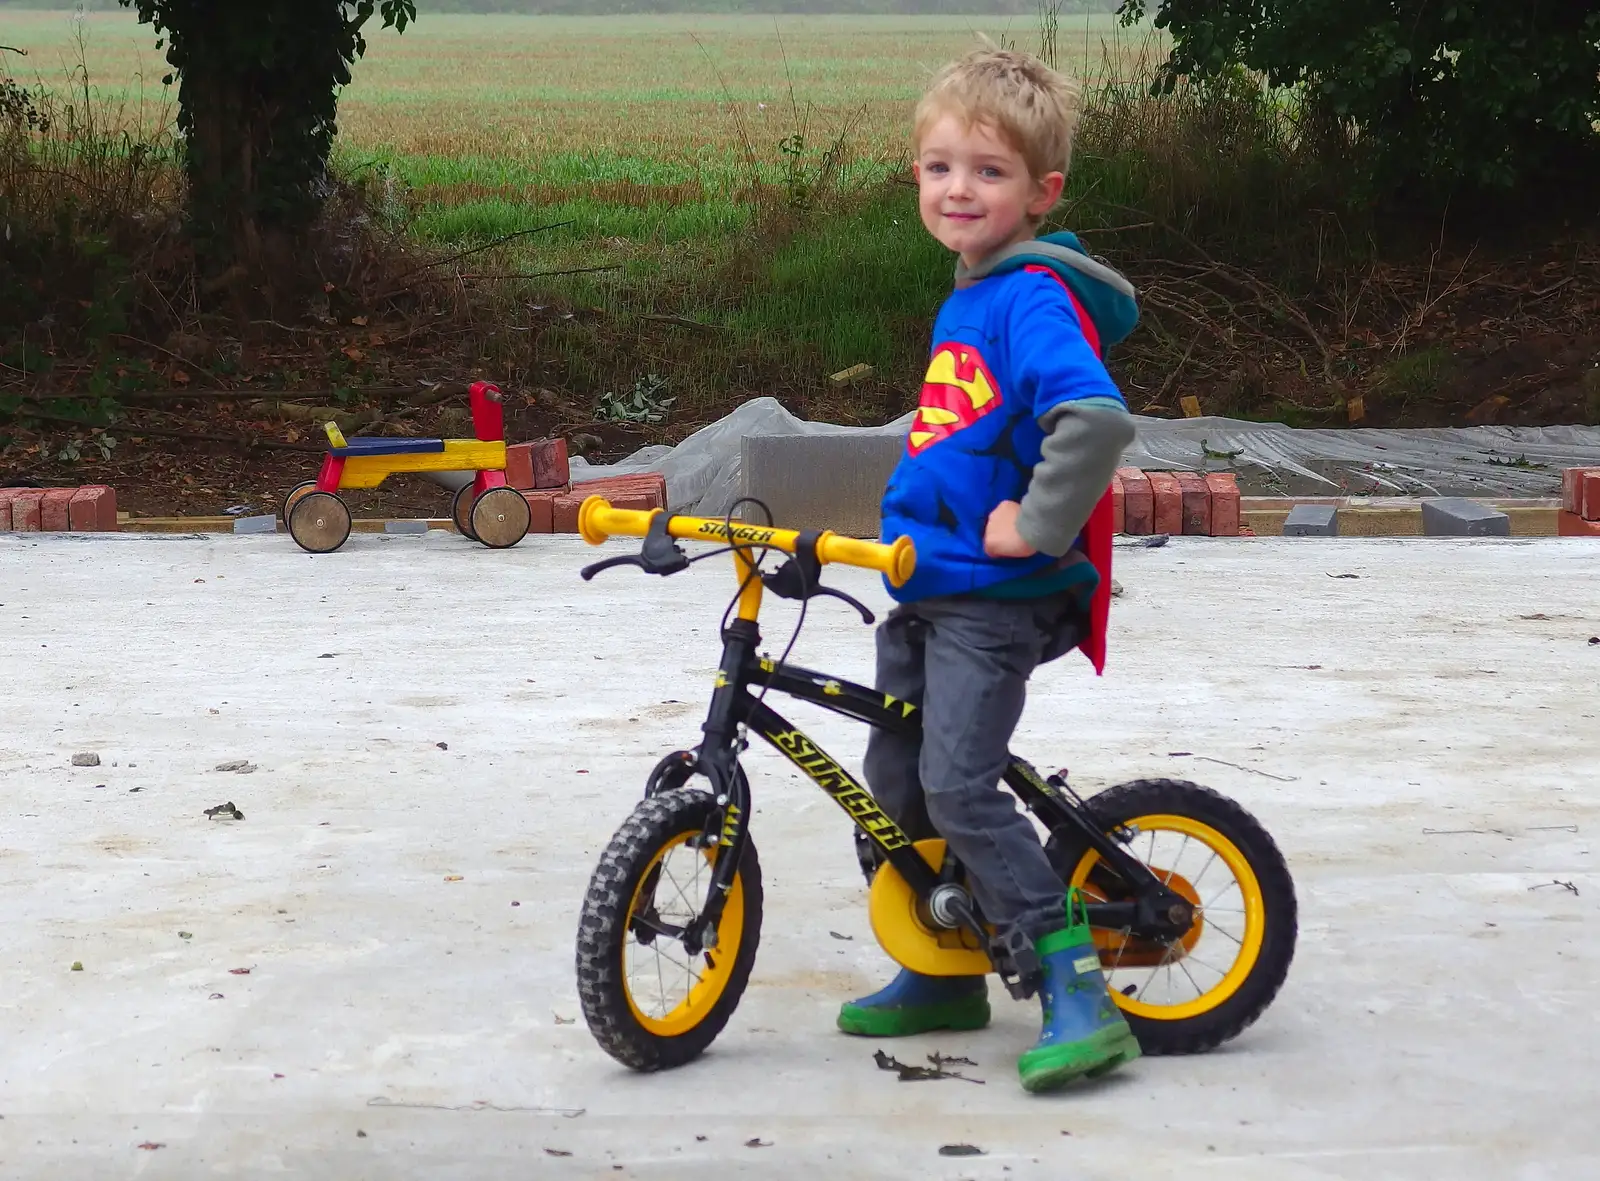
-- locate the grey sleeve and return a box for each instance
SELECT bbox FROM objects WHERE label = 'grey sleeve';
[1014,398,1136,557]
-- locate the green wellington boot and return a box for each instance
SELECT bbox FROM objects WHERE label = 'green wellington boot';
[837,968,990,1037]
[1017,891,1141,1093]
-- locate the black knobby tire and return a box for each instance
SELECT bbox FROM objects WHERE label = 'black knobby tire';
[1045,778,1298,1056]
[575,789,763,1072]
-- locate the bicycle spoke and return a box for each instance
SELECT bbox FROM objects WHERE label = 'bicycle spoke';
[1206,921,1245,949]
[659,855,701,919]
[1135,941,1182,1001]
[1188,850,1221,893]
[1110,927,1134,974]
[1161,834,1192,887]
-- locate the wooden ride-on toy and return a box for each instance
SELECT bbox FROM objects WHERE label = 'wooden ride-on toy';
[282,380,532,554]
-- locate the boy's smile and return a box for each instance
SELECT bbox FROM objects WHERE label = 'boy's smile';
[915,114,1064,269]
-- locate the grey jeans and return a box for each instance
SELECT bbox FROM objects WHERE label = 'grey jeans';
[863,593,1084,947]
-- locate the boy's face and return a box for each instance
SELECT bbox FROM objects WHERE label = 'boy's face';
[915,113,1064,268]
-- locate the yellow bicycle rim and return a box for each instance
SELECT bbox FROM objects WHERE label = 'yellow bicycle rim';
[622,831,746,1038]
[1070,813,1265,1022]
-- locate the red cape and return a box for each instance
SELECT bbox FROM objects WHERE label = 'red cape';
[1080,489,1113,675]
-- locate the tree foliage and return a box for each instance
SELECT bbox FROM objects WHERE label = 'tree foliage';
[1121,0,1600,194]
[116,1,415,292]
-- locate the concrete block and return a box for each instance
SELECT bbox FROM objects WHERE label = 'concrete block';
[739,433,906,538]
[232,514,279,535]
[1421,497,1510,537]
[1284,504,1339,536]
[384,520,429,534]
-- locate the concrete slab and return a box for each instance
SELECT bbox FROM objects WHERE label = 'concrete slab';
[1283,504,1338,536]
[1,531,1598,1179]
[740,433,905,538]
[1422,497,1512,537]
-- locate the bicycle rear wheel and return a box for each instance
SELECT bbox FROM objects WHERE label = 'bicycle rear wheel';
[1046,778,1297,1055]
[576,788,763,1071]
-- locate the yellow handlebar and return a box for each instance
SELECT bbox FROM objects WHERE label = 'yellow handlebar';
[577,496,916,587]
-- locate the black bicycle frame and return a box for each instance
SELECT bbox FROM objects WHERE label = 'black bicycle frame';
[669,617,1174,963]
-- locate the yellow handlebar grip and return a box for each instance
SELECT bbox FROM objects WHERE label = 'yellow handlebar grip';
[817,532,916,587]
[324,421,348,449]
[578,495,661,545]
[577,495,916,585]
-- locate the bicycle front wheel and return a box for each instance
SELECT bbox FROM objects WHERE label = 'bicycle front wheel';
[575,789,763,1071]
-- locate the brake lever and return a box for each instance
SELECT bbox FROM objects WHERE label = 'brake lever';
[814,585,875,625]
[761,532,877,625]
[580,513,689,581]
[580,554,644,581]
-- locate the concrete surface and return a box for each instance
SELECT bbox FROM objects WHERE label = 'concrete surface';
[1,530,1598,1180]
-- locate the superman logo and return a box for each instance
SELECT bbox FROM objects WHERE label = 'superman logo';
[908,343,1002,456]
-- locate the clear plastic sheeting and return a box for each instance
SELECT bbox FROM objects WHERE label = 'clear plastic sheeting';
[1125,417,1600,498]
[569,397,917,516]
[567,397,1600,513]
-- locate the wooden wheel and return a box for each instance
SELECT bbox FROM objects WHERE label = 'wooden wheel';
[470,486,531,549]
[452,486,478,541]
[282,480,317,523]
[287,491,352,554]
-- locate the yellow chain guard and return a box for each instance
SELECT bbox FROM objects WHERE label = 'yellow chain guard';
[867,839,993,977]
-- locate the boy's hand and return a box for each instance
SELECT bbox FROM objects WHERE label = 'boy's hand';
[984,500,1038,558]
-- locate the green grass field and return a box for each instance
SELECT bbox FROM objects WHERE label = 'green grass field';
[4,10,1175,421]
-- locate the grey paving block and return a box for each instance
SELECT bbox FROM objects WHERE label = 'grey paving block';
[1421,497,1510,537]
[384,520,430,534]
[1283,504,1339,536]
[740,432,907,537]
[232,514,278,535]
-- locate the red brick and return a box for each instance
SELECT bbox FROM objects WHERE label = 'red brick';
[574,471,668,504]
[519,487,563,534]
[1205,472,1240,537]
[557,474,667,534]
[504,443,536,490]
[1558,510,1600,537]
[1561,468,1594,516]
[0,488,26,531]
[1584,471,1600,521]
[40,488,77,532]
[9,489,45,532]
[1110,473,1126,535]
[533,438,570,489]
[1174,472,1211,536]
[68,485,117,531]
[1146,472,1182,536]
[1116,468,1152,535]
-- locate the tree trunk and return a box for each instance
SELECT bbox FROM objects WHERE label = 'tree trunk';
[173,2,345,315]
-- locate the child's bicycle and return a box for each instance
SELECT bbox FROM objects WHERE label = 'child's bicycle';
[572,496,1298,1072]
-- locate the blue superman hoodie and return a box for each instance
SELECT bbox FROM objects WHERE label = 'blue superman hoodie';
[879,232,1139,603]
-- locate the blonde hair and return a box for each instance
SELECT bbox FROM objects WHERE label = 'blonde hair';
[914,48,1083,183]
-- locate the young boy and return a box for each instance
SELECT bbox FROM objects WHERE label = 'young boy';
[837,48,1140,1093]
